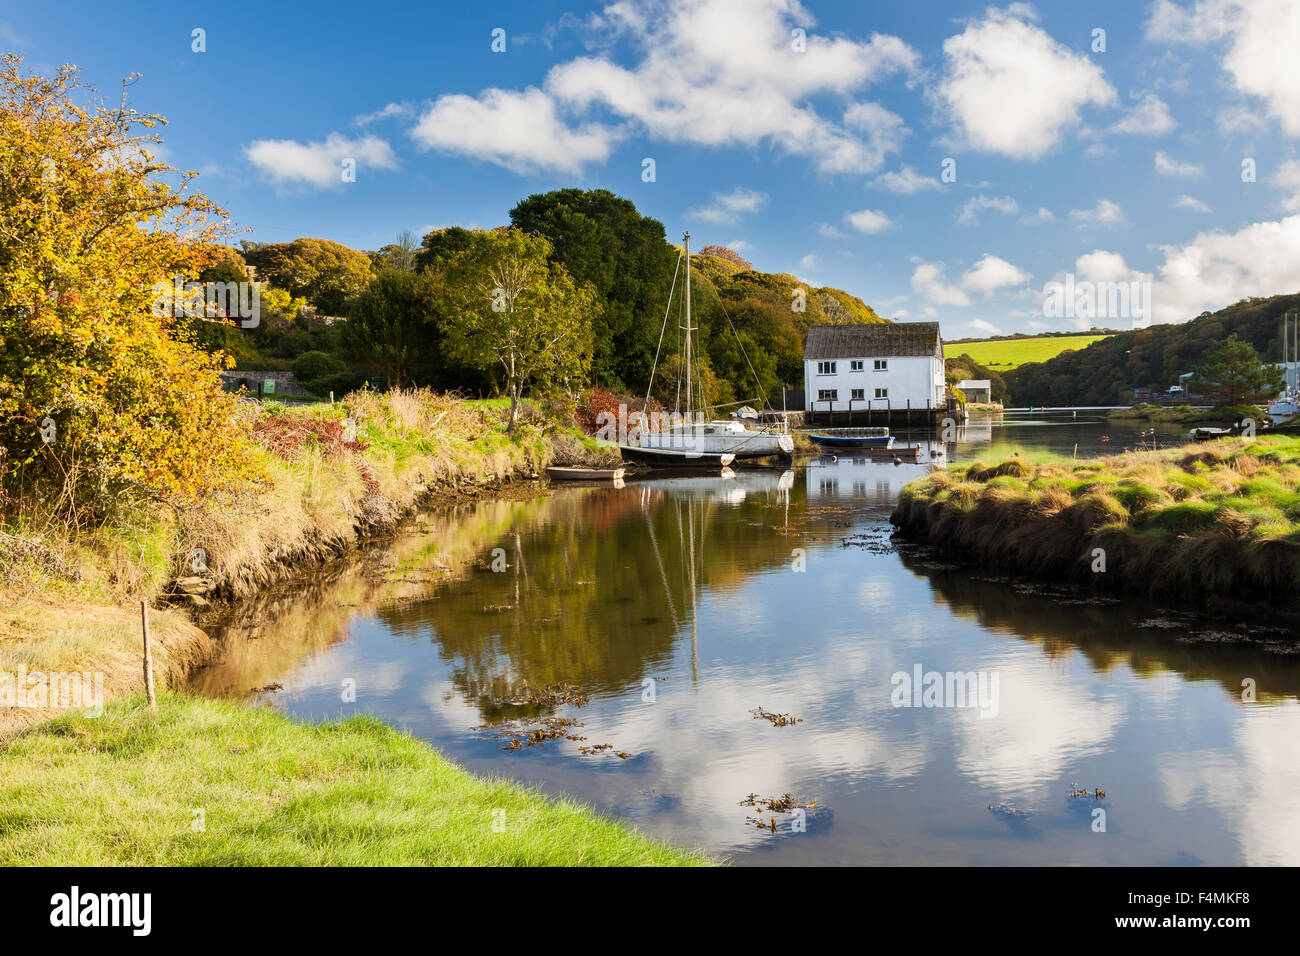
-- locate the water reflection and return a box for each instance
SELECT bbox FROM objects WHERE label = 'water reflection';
[192,414,1300,865]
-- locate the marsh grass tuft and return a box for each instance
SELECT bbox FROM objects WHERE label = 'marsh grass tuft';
[893,435,1300,602]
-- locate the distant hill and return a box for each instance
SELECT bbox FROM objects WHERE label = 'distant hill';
[942,333,1114,370]
[1003,293,1300,406]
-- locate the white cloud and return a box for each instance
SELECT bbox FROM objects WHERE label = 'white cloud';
[1019,206,1055,224]
[937,7,1116,159]
[845,208,893,234]
[420,0,918,177]
[800,253,819,271]
[1096,214,1300,323]
[957,194,1018,226]
[726,239,753,251]
[1075,249,1145,283]
[1145,0,1234,45]
[1107,91,1177,136]
[409,87,618,176]
[1158,215,1300,320]
[354,102,416,126]
[1175,194,1212,212]
[1272,159,1300,212]
[1026,319,1050,329]
[244,132,398,189]
[965,318,1004,336]
[1216,105,1269,137]
[1154,150,1204,177]
[961,254,1031,294]
[688,186,768,224]
[817,222,848,239]
[1041,250,1154,329]
[871,165,942,194]
[911,261,971,306]
[1069,198,1125,228]
[1147,0,1300,137]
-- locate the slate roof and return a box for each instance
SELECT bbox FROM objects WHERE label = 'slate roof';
[804,322,942,360]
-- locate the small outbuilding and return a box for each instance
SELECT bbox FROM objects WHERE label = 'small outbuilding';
[955,379,992,403]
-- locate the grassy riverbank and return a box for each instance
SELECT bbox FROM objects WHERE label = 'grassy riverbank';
[893,435,1300,602]
[0,391,710,866]
[0,695,710,866]
[0,389,611,733]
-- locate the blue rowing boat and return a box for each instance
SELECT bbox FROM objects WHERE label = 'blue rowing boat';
[808,428,894,449]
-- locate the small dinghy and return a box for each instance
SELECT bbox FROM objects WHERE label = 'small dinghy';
[808,427,893,449]
[545,466,626,482]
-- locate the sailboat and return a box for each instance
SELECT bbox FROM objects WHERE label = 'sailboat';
[620,232,795,466]
[1268,310,1299,425]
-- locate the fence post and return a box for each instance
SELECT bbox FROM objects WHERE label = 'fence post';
[140,600,156,712]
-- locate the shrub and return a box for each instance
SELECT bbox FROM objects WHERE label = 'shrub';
[292,350,347,382]
[305,371,367,398]
[0,57,261,521]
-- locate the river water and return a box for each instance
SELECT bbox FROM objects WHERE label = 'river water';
[192,410,1300,865]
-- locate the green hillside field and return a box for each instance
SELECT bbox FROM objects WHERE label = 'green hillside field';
[943,334,1113,370]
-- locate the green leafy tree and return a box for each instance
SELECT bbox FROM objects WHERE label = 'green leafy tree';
[416,226,479,272]
[509,189,677,390]
[1189,333,1283,406]
[345,269,442,387]
[436,229,597,432]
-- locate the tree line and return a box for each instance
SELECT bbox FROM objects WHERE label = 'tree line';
[196,189,886,422]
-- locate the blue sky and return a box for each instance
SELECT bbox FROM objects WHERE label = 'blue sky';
[6,0,1300,336]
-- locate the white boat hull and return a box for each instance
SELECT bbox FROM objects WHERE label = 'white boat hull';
[638,426,794,459]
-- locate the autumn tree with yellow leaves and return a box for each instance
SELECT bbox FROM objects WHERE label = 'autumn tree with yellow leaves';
[0,56,260,523]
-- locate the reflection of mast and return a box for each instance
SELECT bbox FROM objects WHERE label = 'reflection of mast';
[687,496,698,684]
[642,488,679,630]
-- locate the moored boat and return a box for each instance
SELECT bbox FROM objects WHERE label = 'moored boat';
[638,419,793,459]
[808,427,893,449]
[618,444,735,466]
[618,231,794,466]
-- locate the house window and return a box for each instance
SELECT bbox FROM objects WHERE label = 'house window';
[817,389,838,402]
[874,359,888,371]
[850,360,864,372]
[874,387,888,399]
[850,388,864,401]
[817,361,837,375]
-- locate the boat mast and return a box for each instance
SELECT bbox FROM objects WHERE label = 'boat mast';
[683,231,693,419]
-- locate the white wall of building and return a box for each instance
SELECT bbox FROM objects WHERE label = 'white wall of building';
[803,355,944,412]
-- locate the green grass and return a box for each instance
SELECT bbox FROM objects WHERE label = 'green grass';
[944,334,1113,370]
[0,696,714,866]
